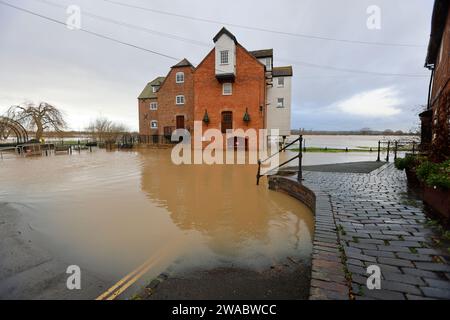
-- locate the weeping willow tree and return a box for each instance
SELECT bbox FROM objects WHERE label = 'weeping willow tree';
[7,102,66,141]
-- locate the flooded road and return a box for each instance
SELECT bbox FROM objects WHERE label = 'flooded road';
[0,149,314,299]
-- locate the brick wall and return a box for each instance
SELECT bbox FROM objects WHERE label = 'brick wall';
[430,8,450,160]
[431,8,450,101]
[194,45,266,146]
[138,97,159,136]
[157,66,195,136]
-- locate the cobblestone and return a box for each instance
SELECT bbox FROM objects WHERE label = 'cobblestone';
[304,163,450,300]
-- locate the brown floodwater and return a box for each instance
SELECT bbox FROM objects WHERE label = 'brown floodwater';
[0,149,313,289]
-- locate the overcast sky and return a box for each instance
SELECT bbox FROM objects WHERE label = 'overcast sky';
[0,0,434,132]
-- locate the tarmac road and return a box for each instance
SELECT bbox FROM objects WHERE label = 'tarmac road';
[0,202,108,299]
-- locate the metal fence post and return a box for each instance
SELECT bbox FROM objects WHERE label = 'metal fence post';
[298,135,303,182]
[377,141,381,162]
[394,141,398,160]
[386,141,390,162]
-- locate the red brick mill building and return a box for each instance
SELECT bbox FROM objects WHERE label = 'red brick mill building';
[421,0,450,161]
[138,27,293,148]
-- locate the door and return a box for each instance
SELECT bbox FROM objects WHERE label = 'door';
[221,111,233,133]
[176,115,185,129]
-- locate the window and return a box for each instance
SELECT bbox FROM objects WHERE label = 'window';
[222,83,232,95]
[277,77,285,88]
[152,85,159,93]
[277,98,284,108]
[150,120,158,129]
[176,72,184,83]
[176,95,185,105]
[265,57,272,71]
[220,50,229,65]
[150,102,158,110]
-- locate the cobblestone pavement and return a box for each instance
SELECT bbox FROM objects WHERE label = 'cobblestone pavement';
[303,163,450,300]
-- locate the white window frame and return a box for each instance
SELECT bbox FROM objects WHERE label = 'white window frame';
[220,50,229,65]
[266,57,272,71]
[222,83,232,95]
[277,98,284,108]
[150,120,158,129]
[150,102,158,110]
[176,95,185,105]
[152,86,159,93]
[277,77,285,88]
[176,72,185,83]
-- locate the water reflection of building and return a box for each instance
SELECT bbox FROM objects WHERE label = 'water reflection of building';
[139,150,313,255]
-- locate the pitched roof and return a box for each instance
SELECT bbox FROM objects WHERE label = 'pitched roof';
[249,49,273,58]
[272,66,293,77]
[425,0,449,68]
[171,58,194,68]
[213,27,238,43]
[138,76,165,99]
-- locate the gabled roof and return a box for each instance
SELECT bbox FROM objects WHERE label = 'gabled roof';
[425,0,449,68]
[249,49,273,58]
[171,58,194,68]
[213,27,238,43]
[138,76,165,99]
[272,66,293,77]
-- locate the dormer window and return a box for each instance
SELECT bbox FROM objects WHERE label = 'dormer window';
[176,72,185,83]
[220,50,229,65]
[152,86,159,93]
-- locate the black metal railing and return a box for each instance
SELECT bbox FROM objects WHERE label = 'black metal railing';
[376,139,419,162]
[256,135,303,185]
[138,135,175,145]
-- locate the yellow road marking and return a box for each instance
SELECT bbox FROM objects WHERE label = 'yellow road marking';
[105,252,166,300]
[95,248,164,300]
[96,240,182,300]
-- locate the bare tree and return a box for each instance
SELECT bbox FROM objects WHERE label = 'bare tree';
[7,102,66,140]
[86,117,128,143]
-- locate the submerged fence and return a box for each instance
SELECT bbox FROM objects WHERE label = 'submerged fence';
[375,140,420,162]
